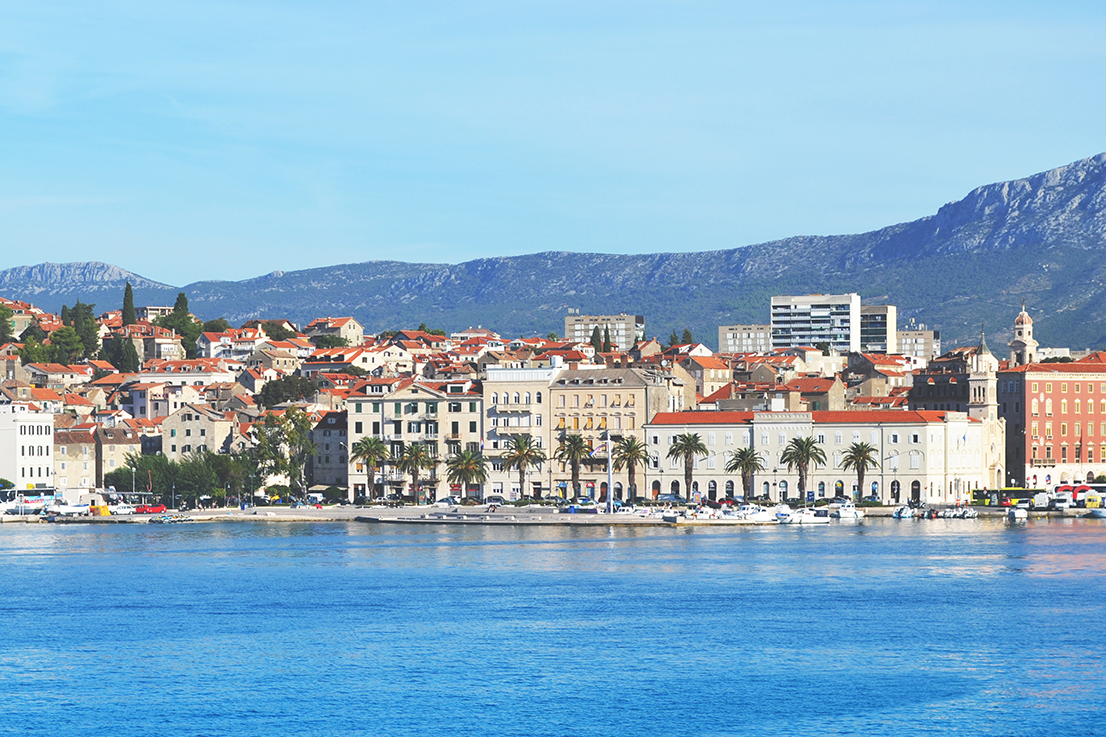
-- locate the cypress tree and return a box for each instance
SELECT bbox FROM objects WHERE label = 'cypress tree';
[681,328,694,345]
[602,326,612,353]
[122,281,136,326]
[120,337,142,373]
[668,330,679,347]
[590,326,602,353]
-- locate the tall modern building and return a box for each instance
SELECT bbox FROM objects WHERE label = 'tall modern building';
[860,305,897,353]
[564,311,644,352]
[899,318,941,360]
[770,293,861,353]
[718,324,772,354]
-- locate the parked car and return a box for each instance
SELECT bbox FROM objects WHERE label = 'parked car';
[432,496,460,507]
[1015,498,1031,510]
[862,495,880,503]
[136,504,167,514]
[484,495,508,506]
[655,494,688,505]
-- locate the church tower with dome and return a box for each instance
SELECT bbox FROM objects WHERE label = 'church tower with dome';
[1008,305,1038,367]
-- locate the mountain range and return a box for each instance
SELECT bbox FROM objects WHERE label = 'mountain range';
[4,152,1106,351]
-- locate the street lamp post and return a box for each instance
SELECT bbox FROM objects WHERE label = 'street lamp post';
[172,482,176,511]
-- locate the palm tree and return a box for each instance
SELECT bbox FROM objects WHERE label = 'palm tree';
[780,436,826,503]
[350,436,390,500]
[501,435,546,499]
[613,435,650,500]
[841,441,880,500]
[396,442,436,501]
[445,449,488,499]
[667,433,707,500]
[725,446,765,500]
[554,434,590,498]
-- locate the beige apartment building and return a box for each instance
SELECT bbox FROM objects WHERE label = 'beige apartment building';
[345,379,483,500]
[54,428,95,495]
[95,426,141,488]
[483,365,561,498]
[547,367,684,499]
[564,311,644,352]
[162,403,239,461]
[718,324,771,354]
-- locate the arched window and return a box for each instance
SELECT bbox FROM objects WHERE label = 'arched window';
[1032,398,1039,415]
[524,392,531,404]
[818,481,826,497]
[762,481,770,494]
[671,480,681,493]
[1046,399,1053,415]
[513,393,521,404]
[778,432,786,446]
[779,480,788,496]
[491,393,498,405]
[725,480,734,496]
[651,480,661,497]
[707,432,715,445]
[834,480,844,494]
[708,480,717,498]
[614,482,623,499]
[536,392,543,404]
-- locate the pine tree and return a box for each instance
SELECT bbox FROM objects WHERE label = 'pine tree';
[155,292,201,358]
[122,281,136,326]
[668,330,679,347]
[681,328,694,345]
[602,326,612,353]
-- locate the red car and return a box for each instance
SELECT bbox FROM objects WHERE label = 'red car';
[136,504,168,514]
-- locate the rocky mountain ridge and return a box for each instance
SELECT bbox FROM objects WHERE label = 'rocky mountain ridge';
[4,152,1106,350]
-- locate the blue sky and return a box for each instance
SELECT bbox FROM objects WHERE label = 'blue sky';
[2,1,1104,286]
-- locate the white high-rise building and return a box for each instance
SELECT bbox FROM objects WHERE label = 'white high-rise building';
[770,293,861,353]
[0,403,55,493]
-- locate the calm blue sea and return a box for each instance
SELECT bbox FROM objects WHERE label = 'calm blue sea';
[0,517,1103,737]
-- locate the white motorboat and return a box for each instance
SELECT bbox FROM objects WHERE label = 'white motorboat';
[831,501,865,520]
[1007,507,1029,521]
[786,507,831,525]
[892,505,915,519]
[1086,508,1106,519]
[44,500,91,517]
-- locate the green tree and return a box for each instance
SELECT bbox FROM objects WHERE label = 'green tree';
[0,303,13,345]
[155,292,202,358]
[668,329,680,347]
[122,281,137,326]
[260,321,296,341]
[312,334,348,349]
[589,326,602,354]
[19,319,48,344]
[119,337,142,373]
[351,436,391,500]
[602,326,612,353]
[64,300,99,358]
[254,408,317,500]
[0,478,14,490]
[258,375,317,408]
[396,443,436,501]
[554,434,590,497]
[815,342,830,356]
[613,435,650,499]
[176,451,219,508]
[841,442,881,500]
[667,433,707,499]
[501,435,547,499]
[545,332,560,341]
[681,328,694,345]
[19,336,49,365]
[445,449,488,498]
[780,436,826,502]
[202,318,231,333]
[48,326,85,365]
[725,446,766,500]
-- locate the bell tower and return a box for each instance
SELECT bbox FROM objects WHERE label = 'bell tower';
[1008,304,1038,367]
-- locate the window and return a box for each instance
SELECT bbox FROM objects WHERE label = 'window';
[1061,423,1068,436]
[469,402,477,412]
[1031,422,1038,438]
[468,421,477,433]
[890,433,899,444]
[1076,400,1082,414]
[491,393,498,405]
[1062,383,1068,393]
[724,432,733,446]
[355,421,363,434]
[834,432,842,445]
[1062,400,1068,414]
[707,432,715,445]
[1046,399,1053,416]
[1046,383,1052,393]
[910,453,920,469]
[1046,423,1053,438]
